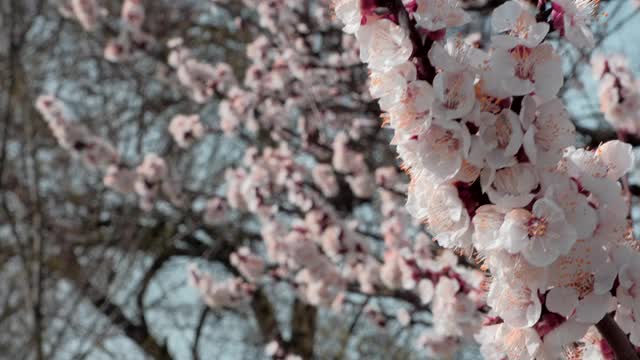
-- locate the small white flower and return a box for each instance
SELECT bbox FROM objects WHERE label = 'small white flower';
[388,80,435,131]
[546,286,613,324]
[488,280,541,328]
[415,121,471,183]
[486,163,539,210]
[428,38,489,73]
[483,108,523,169]
[333,0,360,34]
[432,70,476,120]
[432,277,475,336]
[499,197,577,266]
[406,175,471,249]
[472,205,505,251]
[418,279,435,304]
[369,62,417,111]
[521,96,575,167]
[552,0,598,48]
[414,0,470,32]
[356,19,413,72]
[540,173,597,240]
[491,1,549,49]
[491,43,563,102]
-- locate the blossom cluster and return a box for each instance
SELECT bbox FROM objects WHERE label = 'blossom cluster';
[35,95,119,169]
[336,0,638,358]
[168,114,205,148]
[214,142,486,354]
[35,95,183,211]
[167,38,237,104]
[592,53,640,135]
[104,0,153,62]
[187,263,255,308]
[172,3,493,338]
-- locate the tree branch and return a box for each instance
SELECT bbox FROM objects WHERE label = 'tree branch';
[48,251,172,360]
[191,308,210,360]
[251,289,283,343]
[136,246,192,330]
[287,298,317,359]
[596,314,640,360]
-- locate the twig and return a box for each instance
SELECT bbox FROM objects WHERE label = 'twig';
[192,308,211,360]
[596,313,640,360]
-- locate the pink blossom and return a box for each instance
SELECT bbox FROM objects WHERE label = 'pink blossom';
[71,0,100,31]
[168,114,205,148]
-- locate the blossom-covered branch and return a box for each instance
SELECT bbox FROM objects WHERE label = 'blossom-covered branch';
[335,0,640,358]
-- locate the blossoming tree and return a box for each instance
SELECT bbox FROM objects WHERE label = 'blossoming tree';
[2,0,640,359]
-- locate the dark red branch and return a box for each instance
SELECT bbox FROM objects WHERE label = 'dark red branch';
[596,314,640,360]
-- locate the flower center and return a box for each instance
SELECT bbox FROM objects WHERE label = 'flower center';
[443,73,466,109]
[527,217,548,237]
[511,46,534,80]
[495,114,512,149]
[512,13,530,38]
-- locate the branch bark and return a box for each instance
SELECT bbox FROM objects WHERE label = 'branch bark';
[596,314,640,360]
[251,289,283,343]
[48,251,172,360]
[287,298,317,359]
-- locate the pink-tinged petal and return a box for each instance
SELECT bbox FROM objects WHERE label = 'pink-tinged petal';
[472,205,505,250]
[564,16,595,49]
[594,261,617,294]
[499,209,531,254]
[488,281,541,328]
[526,23,550,47]
[418,279,435,304]
[503,75,535,96]
[542,320,590,355]
[491,34,521,50]
[546,287,578,317]
[492,1,524,33]
[574,293,614,324]
[597,140,634,180]
[533,58,564,102]
[523,127,537,163]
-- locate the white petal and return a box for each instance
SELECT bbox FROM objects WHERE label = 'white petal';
[546,287,578,317]
[594,261,617,295]
[473,205,505,250]
[533,59,563,102]
[418,279,435,304]
[499,209,531,254]
[492,1,523,33]
[574,293,613,324]
[598,140,634,180]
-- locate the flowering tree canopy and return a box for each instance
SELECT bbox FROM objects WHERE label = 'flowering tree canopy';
[2,0,640,359]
